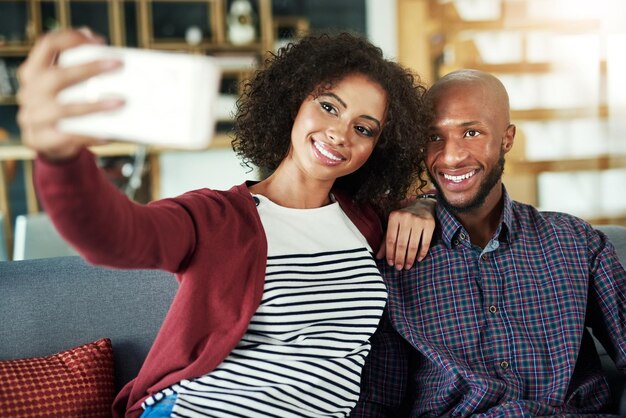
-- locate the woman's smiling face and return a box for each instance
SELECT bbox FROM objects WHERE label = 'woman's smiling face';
[287,73,388,184]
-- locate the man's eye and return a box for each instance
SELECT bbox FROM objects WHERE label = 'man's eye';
[465,129,479,137]
[428,135,440,142]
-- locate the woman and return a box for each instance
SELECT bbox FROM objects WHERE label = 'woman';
[17,30,433,417]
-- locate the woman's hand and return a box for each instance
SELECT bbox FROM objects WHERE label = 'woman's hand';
[16,28,124,161]
[377,197,436,270]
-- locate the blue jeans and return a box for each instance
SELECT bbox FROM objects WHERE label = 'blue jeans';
[140,394,177,418]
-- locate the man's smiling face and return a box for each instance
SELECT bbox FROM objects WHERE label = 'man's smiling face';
[425,78,514,214]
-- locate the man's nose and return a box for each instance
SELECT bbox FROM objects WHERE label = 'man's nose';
[441,138,468,163]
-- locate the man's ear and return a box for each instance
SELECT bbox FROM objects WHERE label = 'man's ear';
[502,123,516,153]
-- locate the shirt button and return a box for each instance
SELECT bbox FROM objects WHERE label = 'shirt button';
[453,240,459,246]
[500,361,510,369]
[481,254,488,261]
[489,305,497,313]
[459,233,466,240]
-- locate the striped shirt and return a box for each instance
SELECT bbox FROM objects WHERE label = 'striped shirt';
[353,187,626,417]
[147,194,387,417]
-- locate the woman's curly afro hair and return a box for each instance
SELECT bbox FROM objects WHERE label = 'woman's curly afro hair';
[232,32,431,210]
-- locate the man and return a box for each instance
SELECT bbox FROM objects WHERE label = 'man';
[352,69,625,416]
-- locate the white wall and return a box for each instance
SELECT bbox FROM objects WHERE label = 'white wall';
[159,148,258,198]
[366,0,397,59]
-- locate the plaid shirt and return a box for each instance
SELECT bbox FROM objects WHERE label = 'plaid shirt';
[352,188,625,417]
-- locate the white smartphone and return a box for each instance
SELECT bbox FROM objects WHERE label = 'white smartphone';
[57,45,222,149]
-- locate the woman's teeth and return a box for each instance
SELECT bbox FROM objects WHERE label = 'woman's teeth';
[314,141,343,161]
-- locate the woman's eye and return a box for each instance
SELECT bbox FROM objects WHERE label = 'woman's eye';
[355,125,373,137]
[465,129,479,138]
[320,101,336,114]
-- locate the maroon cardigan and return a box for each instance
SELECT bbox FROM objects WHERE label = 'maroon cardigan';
[35,149,383,417]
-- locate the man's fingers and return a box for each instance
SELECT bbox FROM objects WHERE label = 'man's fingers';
[384,214,414,270]
[416,223,435,262]
[403,229,420,270]
[384,200,437,269]
[392,224,411,270]
[376,237,386,260]
[385,221,400,267]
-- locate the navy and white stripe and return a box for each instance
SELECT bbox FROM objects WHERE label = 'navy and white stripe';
[145,194,387,417]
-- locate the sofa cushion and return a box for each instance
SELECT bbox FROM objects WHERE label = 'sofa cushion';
[0,338,115,418]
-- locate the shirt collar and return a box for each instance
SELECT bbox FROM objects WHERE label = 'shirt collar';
[500,186,514,242]
[436,185,514,248]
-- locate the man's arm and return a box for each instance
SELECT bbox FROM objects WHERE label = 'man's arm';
[377,196,436,271]
[586,226,626,371]
[350,311,411,417]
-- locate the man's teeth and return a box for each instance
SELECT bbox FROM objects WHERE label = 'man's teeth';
[314,141,343,161]
[444,171,475,183]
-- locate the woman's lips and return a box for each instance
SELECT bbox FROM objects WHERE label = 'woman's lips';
[312,140,345,165]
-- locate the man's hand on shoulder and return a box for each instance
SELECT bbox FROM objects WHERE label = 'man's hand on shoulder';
[377,195,436,270]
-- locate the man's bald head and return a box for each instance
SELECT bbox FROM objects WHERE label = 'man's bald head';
[423,69,516,217]
[427,69,511,126]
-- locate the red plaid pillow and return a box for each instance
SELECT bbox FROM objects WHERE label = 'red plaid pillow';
[0,338,115,417]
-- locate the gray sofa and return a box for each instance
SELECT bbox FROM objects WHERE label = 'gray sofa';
[0,225,624,415]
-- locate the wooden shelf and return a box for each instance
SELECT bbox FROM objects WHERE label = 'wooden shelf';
[446,19,602,33]
[508,154,626,175]
[511,105,609,121]
[0,133,233,162]
[586,214,626,226]
[0,141,141,161]
[437,1,602,33]
[145,41,265,54]
[468,62,553,74]
[461,60,608,75]
[0,97,17,106]
[0,45,34,56]
[149,132,233,152]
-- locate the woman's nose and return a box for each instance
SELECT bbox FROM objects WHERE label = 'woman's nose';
[327,123,348,146]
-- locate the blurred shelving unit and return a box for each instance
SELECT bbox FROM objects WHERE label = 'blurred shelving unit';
[0,0,276,127]
[397,0,626,226]
[0,0,279,256]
